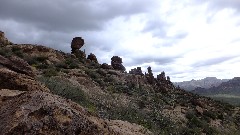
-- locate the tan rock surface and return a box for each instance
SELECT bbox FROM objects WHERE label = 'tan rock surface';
[0,55,34,77]
[0,68,49,92]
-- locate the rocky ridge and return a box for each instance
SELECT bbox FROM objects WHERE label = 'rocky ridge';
[174,77,230,91]
[0,32,239,134]
[0,33,152,135]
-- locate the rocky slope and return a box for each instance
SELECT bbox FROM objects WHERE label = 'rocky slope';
[174,77,229,91]
[0,31,240,134]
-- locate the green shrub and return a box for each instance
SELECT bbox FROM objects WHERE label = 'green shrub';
[26,56,48,65]
[203,110,217,120]
[0,47,12,57]
[12,46,24,58]
[43,68,58,77]
[37,76,95,112]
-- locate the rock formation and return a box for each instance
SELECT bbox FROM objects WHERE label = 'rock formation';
[146,66,155,84]
[101,63,113,69]
[167,76,171,81]
[129,67,144,76]
[87,53,98,63]
[0,55,34,77]
[0,68,49,92]
[71,37,86,58]
[157,71,166,81]
[0,31,12,46]
[111,56,126,71]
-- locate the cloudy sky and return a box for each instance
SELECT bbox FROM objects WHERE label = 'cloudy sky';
[1,0,240,81]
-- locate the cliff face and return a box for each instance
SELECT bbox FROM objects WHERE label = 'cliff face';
[0,32,240,135]
[174,77,229,91]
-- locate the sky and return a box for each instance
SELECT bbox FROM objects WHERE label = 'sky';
[1,0,240,82]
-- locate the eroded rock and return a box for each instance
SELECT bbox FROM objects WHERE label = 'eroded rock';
[0,31,12,46]
[87,53,98,63]
[0,55,34,77]
[111,56,126,71]
[129,67,144,76]
[0,68,49,92]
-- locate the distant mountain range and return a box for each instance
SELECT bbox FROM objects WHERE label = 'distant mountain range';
[192,77,240,95]
[174,77,229,91]
[192,77,240,105]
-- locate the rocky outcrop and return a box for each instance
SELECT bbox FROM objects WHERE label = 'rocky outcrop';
[129,67,144,76]
[111,56,126,71]
[71,37,86,58]
[146,66,155,84]
[0,89,152,135]
[0,55,34,77]
[87,53,98,63]
[100,63,113,69]
[157,71,166,81]
[0,90,113,135]
[71,37,84,53]
[0,31,12,46]
[0,68,49,92]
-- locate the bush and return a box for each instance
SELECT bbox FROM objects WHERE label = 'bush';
[37,76,95,112]
[203,110,217,120]
[12,46,24,58]
[43,68,58,77]
[26,56,48,65]
[0,47,12,57]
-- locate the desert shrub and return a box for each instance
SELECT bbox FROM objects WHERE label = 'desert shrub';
[69,62,79,69]
[55,61,68,69]
[185,110,196,120]
[84,69,100,79]
[43,68,58,77]
[0,47,12,57]
[11,46,24,58]
[26,56,48,65]
[64,57,80,69]
[203,110,217,120]
[37,76,95,113]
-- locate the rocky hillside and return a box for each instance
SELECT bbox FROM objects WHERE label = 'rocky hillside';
[1,31,240,134]
[174,77,229,91]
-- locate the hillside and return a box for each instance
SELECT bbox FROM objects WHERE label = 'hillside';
[193,78,240,106]
[1,31,240,134]
[174,77,229,91]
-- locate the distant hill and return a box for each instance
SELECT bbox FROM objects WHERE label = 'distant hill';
[193,77,240,105]
[193,77,240,95]
[174,77,229,91]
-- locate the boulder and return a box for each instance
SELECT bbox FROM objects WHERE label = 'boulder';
[71,37,84,53]
[87,53,98,63]
[71,37,86,58]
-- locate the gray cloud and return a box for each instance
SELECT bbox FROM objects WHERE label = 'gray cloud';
[0,0,155,32]
[191,56,237,68]
[124,56,178,67]
[142,19,169,38]
[194,0,240,13]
